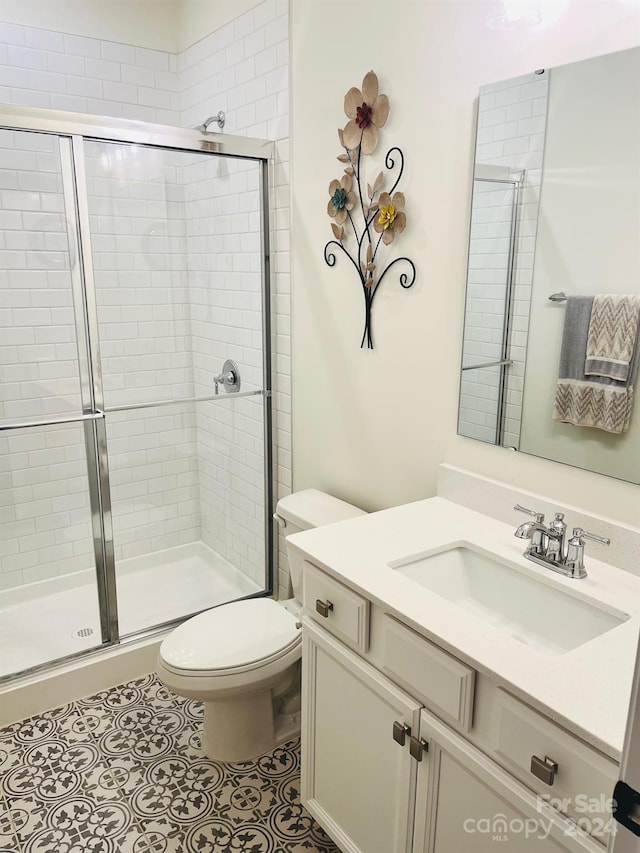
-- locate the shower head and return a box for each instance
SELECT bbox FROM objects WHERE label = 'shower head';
[196,111,226,132]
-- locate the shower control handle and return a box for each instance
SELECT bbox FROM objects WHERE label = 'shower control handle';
[214,359,241,395]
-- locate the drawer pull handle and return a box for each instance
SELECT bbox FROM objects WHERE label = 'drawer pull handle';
[530,755,558,786]
[392,721,411,746]
[315,599,334,618]
[409,735,429,762]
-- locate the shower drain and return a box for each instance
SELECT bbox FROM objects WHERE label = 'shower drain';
[72,627,95,639]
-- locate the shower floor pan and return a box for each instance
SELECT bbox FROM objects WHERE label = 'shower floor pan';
[0,541,261,679]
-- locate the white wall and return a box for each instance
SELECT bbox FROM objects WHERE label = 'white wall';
[291,0,640,526]
[519,48,640,483]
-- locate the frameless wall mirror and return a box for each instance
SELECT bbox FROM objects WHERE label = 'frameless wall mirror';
[458,46,640,485]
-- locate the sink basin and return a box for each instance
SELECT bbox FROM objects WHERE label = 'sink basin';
[390,544,629,655]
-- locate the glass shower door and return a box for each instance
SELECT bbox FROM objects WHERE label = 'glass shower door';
[0,109,273,679]
[81,139,270,637]
[0,129,109,678]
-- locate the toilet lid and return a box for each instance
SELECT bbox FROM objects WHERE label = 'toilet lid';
[160,598,301,673]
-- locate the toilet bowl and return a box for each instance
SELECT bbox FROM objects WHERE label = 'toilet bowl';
[156,489,366,761]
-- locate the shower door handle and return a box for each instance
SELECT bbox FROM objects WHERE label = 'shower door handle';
[461,359,513,371]
[0,410,105,431]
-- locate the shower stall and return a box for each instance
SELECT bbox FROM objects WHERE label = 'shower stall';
[0,106,274,681]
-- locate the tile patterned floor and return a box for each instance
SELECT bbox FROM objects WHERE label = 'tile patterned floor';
[0,674,339,853]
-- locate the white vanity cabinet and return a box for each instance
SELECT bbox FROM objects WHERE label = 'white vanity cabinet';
[301,563,611,853]
[302,623,421,853]
[414,710,600,853]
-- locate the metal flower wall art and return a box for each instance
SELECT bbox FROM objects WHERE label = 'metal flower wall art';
[324,70,416,349]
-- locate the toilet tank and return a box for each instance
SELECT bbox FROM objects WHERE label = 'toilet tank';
[274,489,366,599]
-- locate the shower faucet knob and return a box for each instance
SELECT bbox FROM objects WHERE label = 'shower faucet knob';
[214,359,241,394]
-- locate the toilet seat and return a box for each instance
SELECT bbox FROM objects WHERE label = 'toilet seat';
[159,597,301,678]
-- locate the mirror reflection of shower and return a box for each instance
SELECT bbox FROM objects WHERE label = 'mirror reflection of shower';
[458,67,549,450]
[458,166,524,448]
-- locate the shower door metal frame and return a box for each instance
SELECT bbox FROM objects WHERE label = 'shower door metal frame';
[60,135,117,647]
[0,104,276,679]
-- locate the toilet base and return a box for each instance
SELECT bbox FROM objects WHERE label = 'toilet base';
[274,709,300,748]
[201,687,301,762]
[203,689,276,762]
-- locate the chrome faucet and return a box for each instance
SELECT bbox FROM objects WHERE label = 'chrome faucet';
[514,505,610,579]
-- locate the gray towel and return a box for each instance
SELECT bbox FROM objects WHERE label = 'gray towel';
[553,295,639,434]
[557,296,594,381]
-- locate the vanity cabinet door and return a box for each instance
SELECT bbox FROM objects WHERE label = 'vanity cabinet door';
[302,619,422,853]
[413,710,603,853]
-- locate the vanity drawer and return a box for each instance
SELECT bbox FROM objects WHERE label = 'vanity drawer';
[303,561,370,652]
[492,690,618,839]
[380,615,475,731]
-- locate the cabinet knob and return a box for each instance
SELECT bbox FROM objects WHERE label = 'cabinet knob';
[315,599,334,618]
[392,721,411,746]
[530,755,558,786]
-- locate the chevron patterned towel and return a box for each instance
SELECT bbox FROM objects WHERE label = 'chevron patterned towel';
[553,379,635,434]
[585,294,640,382]
[553,295,639,434]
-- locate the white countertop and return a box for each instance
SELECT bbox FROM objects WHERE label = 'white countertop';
[287,497,640,760]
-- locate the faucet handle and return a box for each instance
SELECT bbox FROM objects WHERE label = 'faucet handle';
[571,528,611,547]
[565,528,611,579]
[514,504,545,524]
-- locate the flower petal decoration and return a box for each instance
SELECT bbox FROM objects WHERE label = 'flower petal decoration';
[341,71,389,155]
[391,191,405,212]
[328,174,357,226]
[373,191,407,245]
[371,95,389,129]
[344,87,362,120]
[361,70,378,105]
[343,120,362,151]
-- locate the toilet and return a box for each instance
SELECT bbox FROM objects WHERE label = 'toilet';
[156,489,366,762]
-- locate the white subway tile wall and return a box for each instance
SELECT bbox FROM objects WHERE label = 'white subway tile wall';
[459,180,515,443]
[459,71,548,448]
[0,130,80,420]
[177,1,291,597]
[84,142,195,409]
[0,0,292,596]
[0,129,96,589]
[0,22,180,123]
[106,406,201,563]
[0,422,95,591]
[183,153,266,585]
